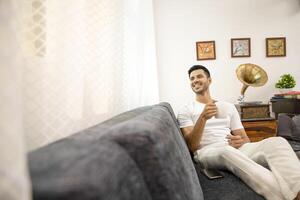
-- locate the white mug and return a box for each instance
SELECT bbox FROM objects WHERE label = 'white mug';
[215,101,228,119]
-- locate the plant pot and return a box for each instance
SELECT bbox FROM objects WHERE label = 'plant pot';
[279,88,293,94]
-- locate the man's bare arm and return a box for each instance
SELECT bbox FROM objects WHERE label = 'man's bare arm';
[227,128,250,148]
[180,102,217,153]
[181,117,206,153]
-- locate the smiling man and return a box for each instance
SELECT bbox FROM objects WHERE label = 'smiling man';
[177,65,300,200]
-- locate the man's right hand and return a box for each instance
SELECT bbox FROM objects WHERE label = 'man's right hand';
[200,102,217,120]
[181,101,217,153]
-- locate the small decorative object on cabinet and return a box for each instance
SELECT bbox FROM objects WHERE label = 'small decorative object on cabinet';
[275,74,296,93]
[242,119,277,142]
[235,63,268,103]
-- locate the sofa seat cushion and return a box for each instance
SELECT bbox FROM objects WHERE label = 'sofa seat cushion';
[277,114,300,152]
[194,164,264,200]
[277,114,300,141]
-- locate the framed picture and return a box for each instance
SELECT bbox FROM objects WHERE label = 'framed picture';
[266,37,286,57]
[231,38,251,57]
[196,41,216,60]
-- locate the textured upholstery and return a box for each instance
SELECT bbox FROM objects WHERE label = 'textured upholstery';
[194,164,264,200]
[28,102,265,200]
[277,114,300,152]
[29,140,151,200]
[28,103,203,200]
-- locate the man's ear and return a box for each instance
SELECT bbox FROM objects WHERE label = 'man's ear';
[208,77,212,84]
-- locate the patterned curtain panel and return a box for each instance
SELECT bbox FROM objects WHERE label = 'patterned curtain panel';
[1,0,158,199]
[14,0,159,150]
[0,1,32,200]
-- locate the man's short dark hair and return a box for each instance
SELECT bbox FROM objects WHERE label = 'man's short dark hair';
[188,65,210,78]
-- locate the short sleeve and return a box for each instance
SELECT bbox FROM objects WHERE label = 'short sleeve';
[229,104,244,131]
[177,105,194,128]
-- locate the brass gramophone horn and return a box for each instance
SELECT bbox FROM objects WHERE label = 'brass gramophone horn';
[236,63,268,103]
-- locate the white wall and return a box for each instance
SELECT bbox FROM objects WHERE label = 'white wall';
[153,0,300,114]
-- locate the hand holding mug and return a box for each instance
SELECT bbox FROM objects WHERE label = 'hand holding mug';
[201,101,217,120]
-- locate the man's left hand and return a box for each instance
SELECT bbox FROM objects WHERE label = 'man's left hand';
[227,134,248,148]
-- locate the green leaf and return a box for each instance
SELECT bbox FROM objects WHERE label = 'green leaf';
[275,74,296,89]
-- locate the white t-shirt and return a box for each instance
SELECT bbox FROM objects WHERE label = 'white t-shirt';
[177,100,244,149]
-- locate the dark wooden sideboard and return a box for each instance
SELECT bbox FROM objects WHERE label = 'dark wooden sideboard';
[270,98,300,119]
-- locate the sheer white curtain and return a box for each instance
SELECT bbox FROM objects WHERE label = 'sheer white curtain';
[14,0,159,151]
[122,0,159,109]
[1,0,158,199]
[0,1,32,200]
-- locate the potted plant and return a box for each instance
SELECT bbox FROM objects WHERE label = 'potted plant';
[275,74,296,93]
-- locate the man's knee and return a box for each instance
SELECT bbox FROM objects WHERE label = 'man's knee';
[264,136,289,147]
[261,137,295,154]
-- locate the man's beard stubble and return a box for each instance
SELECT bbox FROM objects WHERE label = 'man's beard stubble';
[194,84,209,95]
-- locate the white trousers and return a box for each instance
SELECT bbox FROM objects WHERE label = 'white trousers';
[194,137,300,200]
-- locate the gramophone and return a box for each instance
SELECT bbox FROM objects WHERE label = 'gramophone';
[236,63,268,103]
[235,63,271,120]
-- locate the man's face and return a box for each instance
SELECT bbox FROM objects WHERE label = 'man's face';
[189,69,211,94]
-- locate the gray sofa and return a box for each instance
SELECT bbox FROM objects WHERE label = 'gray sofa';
[28,102,264,200]
[277,113,300,159]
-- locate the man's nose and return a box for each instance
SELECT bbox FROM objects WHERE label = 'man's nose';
[193,79,199,84]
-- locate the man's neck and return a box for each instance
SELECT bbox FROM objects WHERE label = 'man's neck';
[196,92,213,104]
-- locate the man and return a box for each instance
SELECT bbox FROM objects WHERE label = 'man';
[177,65,300,200]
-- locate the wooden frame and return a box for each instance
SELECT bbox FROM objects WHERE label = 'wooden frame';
[196,41,216,60]
[266,37,286,57]
[231,38,251,57]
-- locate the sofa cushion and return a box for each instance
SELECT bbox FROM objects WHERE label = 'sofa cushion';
[277,114,300,141]
[277,114,300,152]
[102,103,203,200]
[292,115,300,138]
[28,139,151,200]
[194,164,264,200]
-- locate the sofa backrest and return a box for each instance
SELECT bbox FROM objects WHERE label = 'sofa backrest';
[102,103,203,200]
[29,102,203,200]
[29,139,152,200]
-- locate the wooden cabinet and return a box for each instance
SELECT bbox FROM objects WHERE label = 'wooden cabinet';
[270,98,300,119]
[242,119,277,142]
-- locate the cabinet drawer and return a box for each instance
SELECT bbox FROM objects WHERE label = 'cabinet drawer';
[242,120,277,142]
[245,131,276,142]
